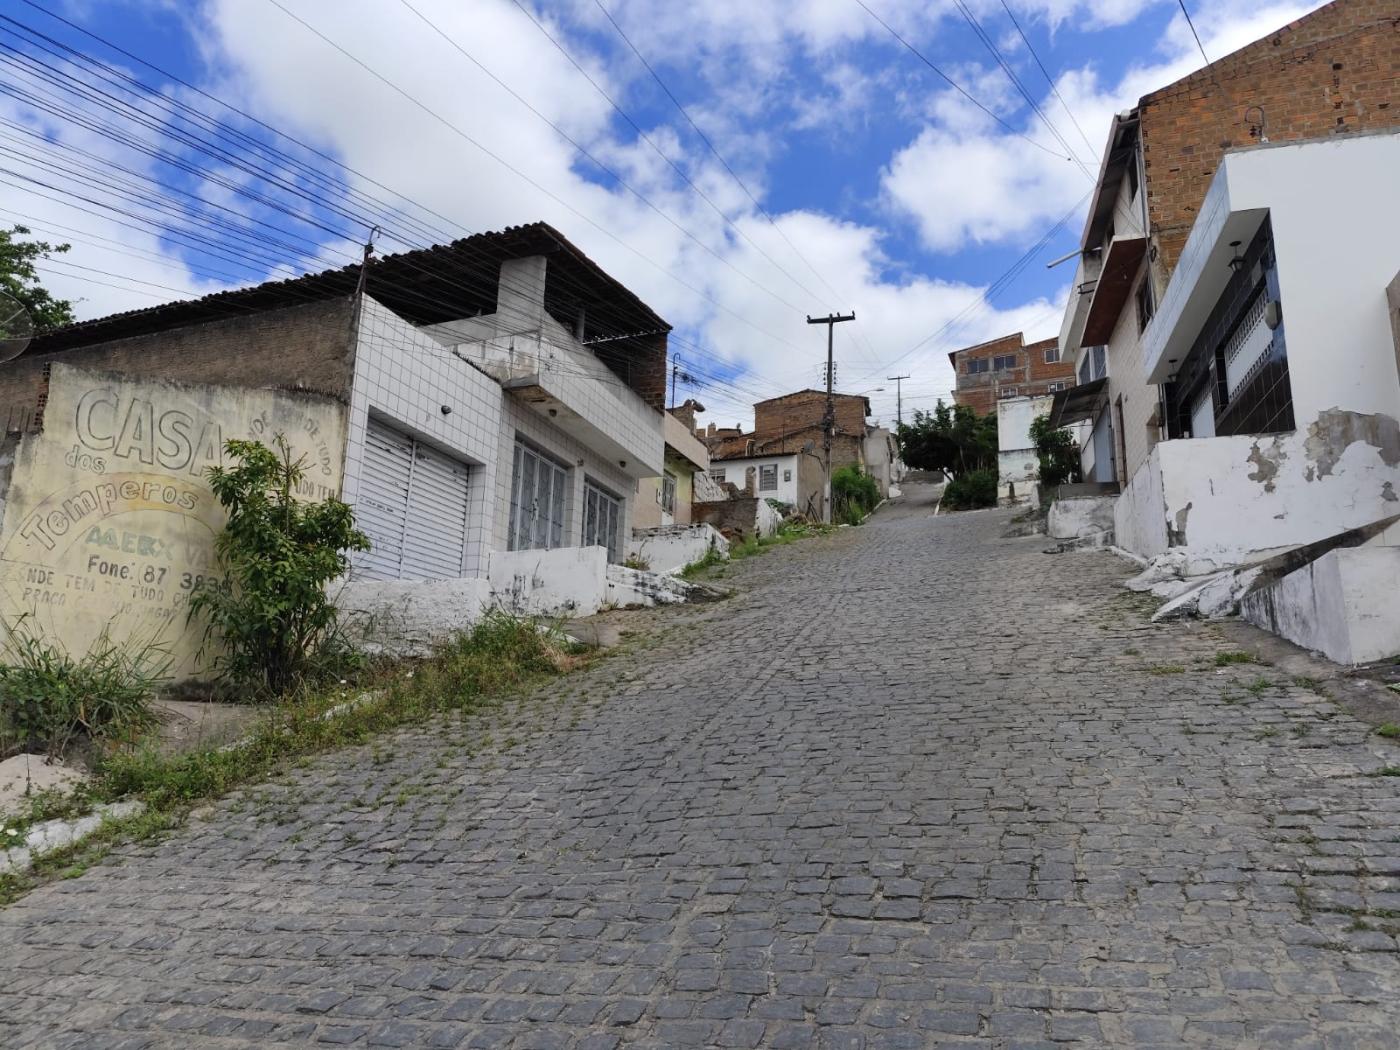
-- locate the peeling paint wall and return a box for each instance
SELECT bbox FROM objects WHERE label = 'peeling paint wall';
[0,364,346,679]
[1114,422,1400,572]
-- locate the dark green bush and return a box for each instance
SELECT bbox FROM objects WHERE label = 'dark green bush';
[1030,414,1082,487]
[941,468,998,510]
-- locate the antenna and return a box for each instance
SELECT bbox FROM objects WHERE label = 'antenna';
[0,292,34,363]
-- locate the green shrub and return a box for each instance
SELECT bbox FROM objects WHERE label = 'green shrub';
[0,622,169,759]
[1029,413,1081,488]
[941,468,998,510]
[191,436,370,698]
[831,465,881,523]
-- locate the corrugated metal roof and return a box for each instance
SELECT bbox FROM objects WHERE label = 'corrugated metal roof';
[27,222,670,356]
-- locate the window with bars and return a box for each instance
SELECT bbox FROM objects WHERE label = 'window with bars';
[507,441,567,553]
[1164,217,1292,439]
[582,481,622,563]
[1136,278,1155,334]
[759,464,778,491]
[709,467,726,483]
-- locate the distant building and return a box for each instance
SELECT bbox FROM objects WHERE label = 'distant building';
[949,332,1073,417]
[697,389,892,519]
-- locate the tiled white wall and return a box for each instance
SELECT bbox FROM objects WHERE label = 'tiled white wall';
[344,297,504,577]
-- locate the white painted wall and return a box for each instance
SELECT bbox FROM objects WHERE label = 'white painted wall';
[425,257,664,477]
[1242,547,1400,665]
[708,454,801,505]
[1115,434,1400,572]
[997,394,1054,499]
[337,576,493,656]
[492,396,636,561]
[1113,448,1168,558]
[487,545,610,618]
[627,523,729,574]
[345,296,503,577]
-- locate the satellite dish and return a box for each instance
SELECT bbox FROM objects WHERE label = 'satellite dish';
[0,291,34,362]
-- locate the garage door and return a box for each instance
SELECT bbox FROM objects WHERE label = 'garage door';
[354,418,470,581]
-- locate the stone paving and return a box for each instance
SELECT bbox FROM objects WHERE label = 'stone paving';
[3,484,1399,1049]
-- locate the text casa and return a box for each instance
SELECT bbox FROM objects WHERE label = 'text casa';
[75,389,222,475]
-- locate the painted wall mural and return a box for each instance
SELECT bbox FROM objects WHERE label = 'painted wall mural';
[0,363,347,680]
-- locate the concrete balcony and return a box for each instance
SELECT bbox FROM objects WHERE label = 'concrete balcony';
[426,258,664,478]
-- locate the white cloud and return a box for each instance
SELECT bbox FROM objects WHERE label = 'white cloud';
[5,0,1332,429]
[879,0,1329,256]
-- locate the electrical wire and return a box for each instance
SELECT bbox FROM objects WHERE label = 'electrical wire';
[995,0,1097,158]
[853,0,1078,163]
[588,0,887,371]
[950,0,1093,179]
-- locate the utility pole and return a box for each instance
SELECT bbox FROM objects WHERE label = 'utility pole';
[886,374,910,430]
[807,312,856,523]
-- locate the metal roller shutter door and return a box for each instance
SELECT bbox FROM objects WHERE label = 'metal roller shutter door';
[354,418,470,581]
[401,443,470,580]
[355,420,413,581]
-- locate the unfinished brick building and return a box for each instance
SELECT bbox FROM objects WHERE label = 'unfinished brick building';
[949,333,1074,417]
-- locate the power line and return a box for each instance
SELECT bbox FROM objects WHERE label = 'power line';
[851,194,1089,383]
[1177,0,1210,64]
[500,0,830,310]
[589,0,888,373]
[258,0,813,357]
[995,0,1097,158]
[950,0,1093,179]
[853,0,1078,163]
[388,0,811,317]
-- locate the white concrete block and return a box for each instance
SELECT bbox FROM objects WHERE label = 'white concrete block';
[487,546,609,618]
[1241,546,1400,665]
[1048,496,1117,540]
[628,524,729,574]
[337,577,494,656]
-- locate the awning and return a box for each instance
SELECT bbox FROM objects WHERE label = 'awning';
[1048,377,1108,428]
[1081,235,1147,346]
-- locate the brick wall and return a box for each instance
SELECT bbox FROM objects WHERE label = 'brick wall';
[1141,1,1399,279]
[1,298,358,433]
[753,390,868,444]
[951,333,1075,416]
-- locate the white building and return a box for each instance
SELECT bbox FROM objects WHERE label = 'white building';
[1107,132,1400,571]
[995,394,1054,503]
[706,452,804,508]
[340,227,668,578]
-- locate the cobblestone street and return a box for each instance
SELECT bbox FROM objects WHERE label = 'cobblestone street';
[3,484,1399,1049]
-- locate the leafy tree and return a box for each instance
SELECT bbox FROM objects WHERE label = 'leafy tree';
[896,400,997,478]
[0,225,75,333]
[192,436,370,697]
[1029,413,1082,488]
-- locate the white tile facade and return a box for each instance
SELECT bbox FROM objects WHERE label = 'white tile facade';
[344,296,503,577]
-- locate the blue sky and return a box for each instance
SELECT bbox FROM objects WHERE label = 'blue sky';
[3,0,1326,426]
